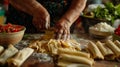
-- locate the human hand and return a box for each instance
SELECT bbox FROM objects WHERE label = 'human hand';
[32,9,50,31]
[55,19,71,40]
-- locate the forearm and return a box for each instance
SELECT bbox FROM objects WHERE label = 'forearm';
[9,0,47,16]
[60,0,87,25]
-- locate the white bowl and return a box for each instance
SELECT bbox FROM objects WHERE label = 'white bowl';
[89,28,112,39]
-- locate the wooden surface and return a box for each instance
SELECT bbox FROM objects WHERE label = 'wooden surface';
[74,29,120,67]
[94,61,120,67]
[22,57,120,67]
[18,30,120,67]
[22,56,54,67]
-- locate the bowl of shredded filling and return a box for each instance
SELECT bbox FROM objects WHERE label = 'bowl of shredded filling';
[89,22,115,39]
[0,23,26,46]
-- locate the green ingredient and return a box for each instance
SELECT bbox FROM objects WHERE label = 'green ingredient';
[84,2,120,24]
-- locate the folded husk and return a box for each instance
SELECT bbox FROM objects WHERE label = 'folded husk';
[7,48,34,67]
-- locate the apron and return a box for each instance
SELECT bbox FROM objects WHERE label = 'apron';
[7,0,71,33]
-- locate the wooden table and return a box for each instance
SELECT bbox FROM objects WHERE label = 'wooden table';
[74,29,120,67]
[17,29,120,67]
[94,61,120,67]
[22,59,120,67]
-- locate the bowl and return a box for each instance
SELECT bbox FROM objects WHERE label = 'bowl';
[81,16,112,33]
[89,28,112,39]
[0,25,26,47]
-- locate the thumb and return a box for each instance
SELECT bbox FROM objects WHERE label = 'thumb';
[45,16,50,29]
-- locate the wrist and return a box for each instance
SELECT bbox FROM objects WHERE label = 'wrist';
[60,17,72,26]
[57,18,72,27]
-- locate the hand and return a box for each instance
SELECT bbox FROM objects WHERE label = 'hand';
[32,9,50,31]
[55,19,71,40]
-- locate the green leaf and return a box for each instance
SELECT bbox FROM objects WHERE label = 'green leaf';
[105,2,114,10]
[115,4,120,16]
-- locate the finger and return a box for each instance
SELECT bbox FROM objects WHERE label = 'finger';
[62,29,67,40]
[45,18,50,29]
[41,18,50,29]
[67,30,71,40]
[46,22,50,29]
[63,34,67,41]
[45,22,50,29]
[57,29,63,39]
[58,33,62,40]
[41,19,48,29]
[67,34,71,40]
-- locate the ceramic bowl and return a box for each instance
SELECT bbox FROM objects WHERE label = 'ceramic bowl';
[89,28,112,39]
[0,25,26,47]
[81,16,111,33]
